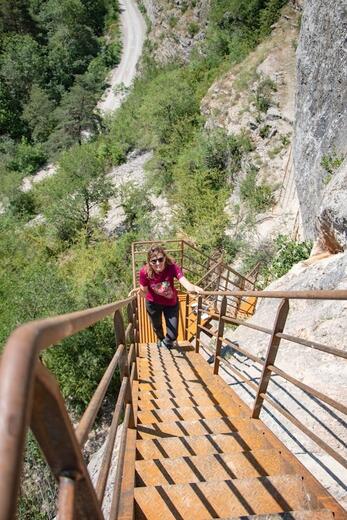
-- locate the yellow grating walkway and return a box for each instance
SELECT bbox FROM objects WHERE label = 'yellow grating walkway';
[123,342,345,520]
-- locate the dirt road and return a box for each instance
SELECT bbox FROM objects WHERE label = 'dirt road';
[98,0,146,113]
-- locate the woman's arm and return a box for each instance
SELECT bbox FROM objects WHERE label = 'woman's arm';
[139,284,149,298]
[178,276,203,294]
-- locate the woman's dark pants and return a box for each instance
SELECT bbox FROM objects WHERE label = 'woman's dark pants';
[145,301,179,347]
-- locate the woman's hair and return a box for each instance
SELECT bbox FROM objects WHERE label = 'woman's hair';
[146,245,173,279]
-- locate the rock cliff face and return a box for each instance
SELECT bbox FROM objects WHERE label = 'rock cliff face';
[294,0,347,246]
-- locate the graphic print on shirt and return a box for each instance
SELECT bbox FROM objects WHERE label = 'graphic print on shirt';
[152,280,174,299]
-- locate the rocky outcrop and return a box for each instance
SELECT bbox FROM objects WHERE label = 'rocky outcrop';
[140,0,209,64]
[201,5,302,244]
[311,159,347,254]
[294,0,347,243]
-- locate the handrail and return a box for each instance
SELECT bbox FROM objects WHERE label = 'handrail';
[198,289,347,299]
[0,294,137,520]
[194,289,347,471]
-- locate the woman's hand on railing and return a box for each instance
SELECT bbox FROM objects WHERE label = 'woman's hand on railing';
[189,285,204,295]
[128,288,140,298]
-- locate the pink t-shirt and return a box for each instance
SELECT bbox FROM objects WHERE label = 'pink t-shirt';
[139,262,184,306]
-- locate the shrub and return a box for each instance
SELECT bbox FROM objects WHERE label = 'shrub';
[9,138,47,175]
[169,15,178,28]
[255,77,277,113]
[321,151,344,184]
[262,235,312,284]
[188,21,199,36]
[259,124,271,138]
[10,191,37,218]
[240,167,274,212]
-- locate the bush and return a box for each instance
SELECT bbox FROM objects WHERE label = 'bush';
[9,138,46,175]
[255,77,277,113]
[240,167,274,212]
[259,124,271,138]
[261,235,312,285]
[321,151,344,184]
[10,191,37,218]
[188,21,199,36]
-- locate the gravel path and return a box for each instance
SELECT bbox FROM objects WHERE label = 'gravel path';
[98,0,146,113]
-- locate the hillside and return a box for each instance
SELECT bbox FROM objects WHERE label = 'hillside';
[0,0,346,517]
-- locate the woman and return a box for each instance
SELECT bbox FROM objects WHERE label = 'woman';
[139,245,203,349]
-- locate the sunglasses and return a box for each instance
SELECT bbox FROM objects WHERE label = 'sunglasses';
[150,256,165,265]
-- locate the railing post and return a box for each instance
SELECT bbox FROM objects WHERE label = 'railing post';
[114,310,128,379]
[213,296,227,375]
[235,275,245,318]
[216,258,223,308]
[195,296,202,353]
[252,298,289,419]
[126,303,135,344]
[184,293,189,341]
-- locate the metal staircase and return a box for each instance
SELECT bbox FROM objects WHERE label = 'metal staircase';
[132,342,340,519]
[0,240,346,520]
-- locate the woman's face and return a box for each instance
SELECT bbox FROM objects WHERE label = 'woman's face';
[149,252,166,274]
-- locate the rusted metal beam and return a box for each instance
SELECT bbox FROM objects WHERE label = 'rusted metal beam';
[213,296,227,375]
[0,295,134,520]
[114,310,126,347]
[219,313,347,359]
[261,393,347,470]
[31,363,104,519]
[76,344,125,447]
[267,364,347,415]
[198,324,217,337]
[221,336,265,366]
[252,298,289,419]
[109,403,131,520]
[277,332,347,359]
[58,476,77,520]
[196,261,223,286]
[132,239,181,246]
[195,296,203,353]
[184,294,189,341]
[222,314,271,333]
[216,356,259,392]
[198,289,347,300]
[96,377,129,503]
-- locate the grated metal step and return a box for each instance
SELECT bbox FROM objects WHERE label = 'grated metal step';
[136,432,274,461]
[135,448,295,487]
[137,404,241,425]
[136,417,265,440]
[134,474,318,519]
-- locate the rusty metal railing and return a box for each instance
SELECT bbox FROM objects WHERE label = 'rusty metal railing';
[0,294,139,520]
[194,289,347,470]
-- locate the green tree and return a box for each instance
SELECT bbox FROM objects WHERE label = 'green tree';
[39,143,113,242]
[0,79,24,137]
[0,34,43,99]
[0,0,37,35]
[8,138,46,175]
[119,182,154,233]
[47,80,100,153]
[22,85,56,143]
